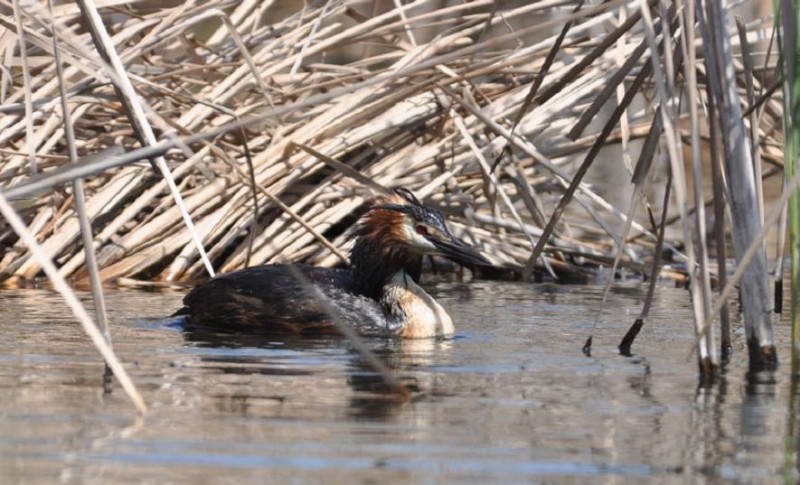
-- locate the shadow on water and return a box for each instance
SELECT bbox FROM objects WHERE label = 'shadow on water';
[1,283,799,482]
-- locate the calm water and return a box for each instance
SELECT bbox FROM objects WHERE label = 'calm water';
[0,280,797,484]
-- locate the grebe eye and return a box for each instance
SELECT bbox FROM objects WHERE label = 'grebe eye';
[415,225,428,236]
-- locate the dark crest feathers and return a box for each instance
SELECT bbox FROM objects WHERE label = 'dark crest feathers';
[375,203,412,215]
[393,187,421,206]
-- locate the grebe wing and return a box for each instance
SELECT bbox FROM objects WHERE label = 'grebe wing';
[177,264,386,334]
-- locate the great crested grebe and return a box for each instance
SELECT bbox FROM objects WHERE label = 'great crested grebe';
[175,189,490,338]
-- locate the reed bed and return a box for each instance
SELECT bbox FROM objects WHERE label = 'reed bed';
[0,0,788,383]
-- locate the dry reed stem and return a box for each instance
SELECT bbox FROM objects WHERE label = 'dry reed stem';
[700,0,775,369]
[681,0,714,366]
[639,0,717,370]
[618,171,672,355]
[694,162,800,357]
[285,265,409,398]
[11,0,36,175]
[50,0,109,340]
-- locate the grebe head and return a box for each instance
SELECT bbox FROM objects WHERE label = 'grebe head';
[359,188,490,267]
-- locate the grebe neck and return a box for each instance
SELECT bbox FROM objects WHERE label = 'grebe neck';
[350,236,422,300]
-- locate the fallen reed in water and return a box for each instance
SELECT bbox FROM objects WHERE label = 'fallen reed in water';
[0,0,788,381]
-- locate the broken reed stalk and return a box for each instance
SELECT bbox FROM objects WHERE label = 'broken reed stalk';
[619,171,672,355]
[700,0,776,371]
[50,0,109,340]
[778,0,800,372]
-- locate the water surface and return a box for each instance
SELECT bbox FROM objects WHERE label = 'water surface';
[0,281,796,483]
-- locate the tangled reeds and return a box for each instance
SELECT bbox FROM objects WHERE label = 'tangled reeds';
[0,0,790,398]
[0,0,699,284]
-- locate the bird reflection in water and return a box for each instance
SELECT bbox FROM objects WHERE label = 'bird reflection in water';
[181,327,454,420]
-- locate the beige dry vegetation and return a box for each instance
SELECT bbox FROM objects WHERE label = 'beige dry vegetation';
[0,0,780,290]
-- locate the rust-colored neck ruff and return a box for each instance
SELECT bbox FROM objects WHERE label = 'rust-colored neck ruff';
[350,195,422,300]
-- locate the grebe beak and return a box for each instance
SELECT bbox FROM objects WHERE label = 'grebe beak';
[431,236,491,267]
